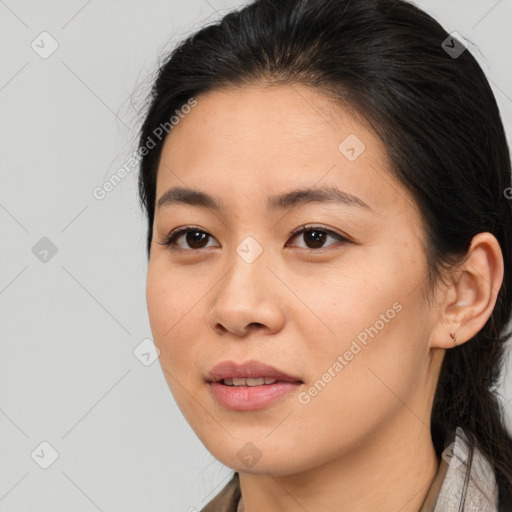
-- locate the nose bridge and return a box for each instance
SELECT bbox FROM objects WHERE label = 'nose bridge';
[207,231,283,335]
[223,232,270,298]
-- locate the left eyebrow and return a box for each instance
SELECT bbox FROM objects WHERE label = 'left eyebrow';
[266,185,374,212]
[157,185,374,212]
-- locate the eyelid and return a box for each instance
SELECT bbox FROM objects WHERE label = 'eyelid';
[287,224,349,244]
[158,223,350,250]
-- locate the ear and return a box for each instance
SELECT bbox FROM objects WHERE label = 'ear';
[430,232,504,349]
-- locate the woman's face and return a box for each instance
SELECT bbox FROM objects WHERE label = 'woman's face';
[146,84,443,474]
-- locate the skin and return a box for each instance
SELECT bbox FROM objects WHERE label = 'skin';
[146,83,504,512]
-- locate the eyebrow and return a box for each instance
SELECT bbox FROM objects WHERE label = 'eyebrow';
[157,185,373,212]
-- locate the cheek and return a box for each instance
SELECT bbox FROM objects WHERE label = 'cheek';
[300,260,396,349]
[146,264,195,371]
[291,299,427,459]
[302,248,427,396]
[146,270,172,342]
[146,260,199,339]
[146,261,215,388]
[146,270,202,417]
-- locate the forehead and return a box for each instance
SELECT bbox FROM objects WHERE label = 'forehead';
[155,84,413,216]
[162,83,369,158]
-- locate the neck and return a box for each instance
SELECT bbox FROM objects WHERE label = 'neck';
[237,417,440,512]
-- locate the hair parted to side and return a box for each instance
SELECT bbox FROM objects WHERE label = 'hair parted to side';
[137,0,512,508]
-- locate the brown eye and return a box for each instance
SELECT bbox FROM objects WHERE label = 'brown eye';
[288,226,347,250]
[159,227,219,250]
[182,230,210,249]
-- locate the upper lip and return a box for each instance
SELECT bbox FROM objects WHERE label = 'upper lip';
[206,359,303,383]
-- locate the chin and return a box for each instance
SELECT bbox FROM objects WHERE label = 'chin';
[226,458,302,476]
[204,441,311,477]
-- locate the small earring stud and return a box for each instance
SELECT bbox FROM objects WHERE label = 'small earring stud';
[449,332,457,343]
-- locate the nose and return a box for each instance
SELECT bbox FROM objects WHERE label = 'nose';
[206,249,286,338]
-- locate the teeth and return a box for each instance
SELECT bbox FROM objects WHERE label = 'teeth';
[246,377,265,386]
[222,377,278,386]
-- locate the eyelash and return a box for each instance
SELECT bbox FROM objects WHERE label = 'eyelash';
[158,224,349,251]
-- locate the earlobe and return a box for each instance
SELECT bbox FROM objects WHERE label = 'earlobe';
[430,232,504,350]
[448,303,468,346]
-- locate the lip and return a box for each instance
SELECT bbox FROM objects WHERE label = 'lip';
[206,359,303,411]
[206,359,302,383]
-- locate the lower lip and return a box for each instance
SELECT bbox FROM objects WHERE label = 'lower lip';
[208,381,302,411]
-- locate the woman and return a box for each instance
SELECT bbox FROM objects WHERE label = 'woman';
[137,0,512,510]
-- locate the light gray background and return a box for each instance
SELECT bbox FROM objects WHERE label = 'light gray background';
[1,1,511,510]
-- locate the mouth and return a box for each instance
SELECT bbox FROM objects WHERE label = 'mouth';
[221,376,282,386]
[206,360,303,411]
[206,359,303,383]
